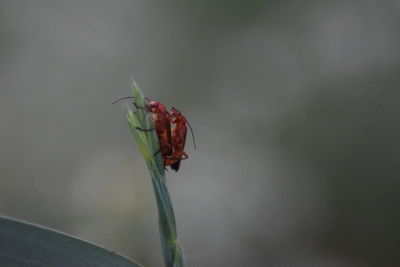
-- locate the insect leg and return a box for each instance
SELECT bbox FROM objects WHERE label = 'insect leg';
[166,157,188,160]
[112,96,147,110]
[135,127,155,132]
[154,139,172,156]
[133,102,147,110]
[165,152,189,161]
[154,148,162,155]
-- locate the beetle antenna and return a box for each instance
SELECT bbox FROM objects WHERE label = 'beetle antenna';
[112,96,136,105]
[183,117,197,150]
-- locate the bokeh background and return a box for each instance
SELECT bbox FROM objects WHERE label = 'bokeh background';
[1,1,400,266]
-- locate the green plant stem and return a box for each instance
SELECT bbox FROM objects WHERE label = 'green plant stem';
[150,173,184,267]
[125,81,185,267]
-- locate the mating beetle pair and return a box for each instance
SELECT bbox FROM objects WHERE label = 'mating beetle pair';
[114,97,196,171]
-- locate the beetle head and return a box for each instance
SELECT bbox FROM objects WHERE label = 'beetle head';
[147,101,167,114]
[170,107,182,117]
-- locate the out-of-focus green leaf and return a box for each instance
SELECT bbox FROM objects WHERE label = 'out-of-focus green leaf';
[0,216,141,267]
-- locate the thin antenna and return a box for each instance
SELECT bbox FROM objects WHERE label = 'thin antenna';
[183,116,197,150]
[112,96,136,105]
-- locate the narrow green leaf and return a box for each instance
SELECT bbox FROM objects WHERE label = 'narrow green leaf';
[0,216,141,267]
[125,81,185,267]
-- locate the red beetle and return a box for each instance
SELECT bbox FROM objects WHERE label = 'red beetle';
[146,101,173,160]
[164,107,193,171]
[113,97,196,171]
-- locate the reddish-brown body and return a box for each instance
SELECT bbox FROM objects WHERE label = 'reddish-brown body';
[113,96,192,171]
[146,101,172,159]
[164,108,188,171]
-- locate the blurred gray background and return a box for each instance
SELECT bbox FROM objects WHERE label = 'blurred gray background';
[1,1,400,266]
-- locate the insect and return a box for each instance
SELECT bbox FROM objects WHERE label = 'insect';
[113,97,173,159]
[113,96,196,171]
[145,100,174,160]
[164,107,196,171]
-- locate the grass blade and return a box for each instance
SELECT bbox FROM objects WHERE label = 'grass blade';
[0,216,140,267]
[125,81,185,267]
